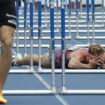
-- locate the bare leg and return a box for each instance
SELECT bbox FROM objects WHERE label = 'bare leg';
[16,54,39,66]
[16,53,51,68]
[0,26,15,103]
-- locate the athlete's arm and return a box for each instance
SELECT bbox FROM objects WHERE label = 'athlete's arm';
[68,57,97,69]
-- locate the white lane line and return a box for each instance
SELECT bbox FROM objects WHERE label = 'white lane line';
[34,72,70,105]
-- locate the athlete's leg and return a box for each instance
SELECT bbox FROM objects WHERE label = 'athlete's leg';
[16,54,39,66]
[0,26,15,104]
[16,52,51,68]
[41,53,51,68]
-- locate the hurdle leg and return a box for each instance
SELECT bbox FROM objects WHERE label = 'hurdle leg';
[16,1,22,59]
[87,0,90,46]
[102,0,105,26]
[68,0,71,38]
[59,0,67,93]
[79,0,82,17]
[92,0,95,44]
[29,2,34,71]
[50,0,56,93]
[24,0,27,57]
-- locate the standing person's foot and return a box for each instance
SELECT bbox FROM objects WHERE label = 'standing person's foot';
[0,93,7,104]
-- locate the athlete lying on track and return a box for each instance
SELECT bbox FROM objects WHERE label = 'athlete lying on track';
[12,44,105,69]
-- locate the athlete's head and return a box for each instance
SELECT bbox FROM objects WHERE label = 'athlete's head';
[88,44,104,60]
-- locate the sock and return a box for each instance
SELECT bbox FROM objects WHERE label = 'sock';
[0,93,7,104]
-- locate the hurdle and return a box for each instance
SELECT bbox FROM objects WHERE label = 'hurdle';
[10,0,105,76]
[76,0,95,47]
[76,0,105,41]
[61,0,66,91]
[59,0,105,95]
[50,0,56,91]
[5,0,55,95]
[36,0,42,72]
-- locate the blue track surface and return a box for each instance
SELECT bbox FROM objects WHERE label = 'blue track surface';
[3,6,105,105]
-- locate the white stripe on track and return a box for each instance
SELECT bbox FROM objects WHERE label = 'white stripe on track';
[34,72,70,105]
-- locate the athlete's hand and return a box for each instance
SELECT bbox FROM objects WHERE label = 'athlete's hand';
[88,56,99,68]
[96,56,104,67]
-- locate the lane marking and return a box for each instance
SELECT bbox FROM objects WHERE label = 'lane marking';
[34,72,70,105]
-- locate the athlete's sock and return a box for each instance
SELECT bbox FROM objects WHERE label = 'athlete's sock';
[0,93,7,104]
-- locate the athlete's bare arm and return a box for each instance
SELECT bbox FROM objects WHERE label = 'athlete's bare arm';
[67,50,98,69]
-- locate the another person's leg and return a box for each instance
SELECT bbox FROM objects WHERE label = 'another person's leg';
[0,26,15,104]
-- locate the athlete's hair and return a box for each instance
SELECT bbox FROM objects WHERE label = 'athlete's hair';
[89,44,104,55]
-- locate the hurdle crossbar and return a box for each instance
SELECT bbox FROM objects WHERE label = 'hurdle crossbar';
[3,90,54,95]
[18,15,105,19]
[18,19,104,23]
[13,36,72,40]
[75,44,105,48]
[9,69,105,74]
[19,12,105,15]
[76,36,105,39]
[11,44,105,48]
[16,29,105,33]
[19,24,104,28]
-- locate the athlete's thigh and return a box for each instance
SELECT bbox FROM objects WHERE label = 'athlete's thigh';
[41,53,51,68]
[0,2,16,42]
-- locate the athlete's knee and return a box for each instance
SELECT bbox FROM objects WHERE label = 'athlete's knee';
[3,39,12,49]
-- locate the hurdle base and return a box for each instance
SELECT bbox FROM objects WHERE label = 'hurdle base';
[3,90,54,95]
[35,67,43,73]
[59,87,67,94]
[29,67,34,72]
[51,87,57,94]
[9,69,105,74]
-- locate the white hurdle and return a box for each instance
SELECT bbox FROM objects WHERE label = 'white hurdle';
[5,0,56,95]
[59,0,105,95]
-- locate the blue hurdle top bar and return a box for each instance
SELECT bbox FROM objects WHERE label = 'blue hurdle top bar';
[16,1,19,28]
[69,0,71,16]
[38,0,41,37]
[24,0,27,28]
[61,0,65,51]
[92,0,95,21]
[87,0,89,21]
[50,0,55,50]
[30,2,34,37]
